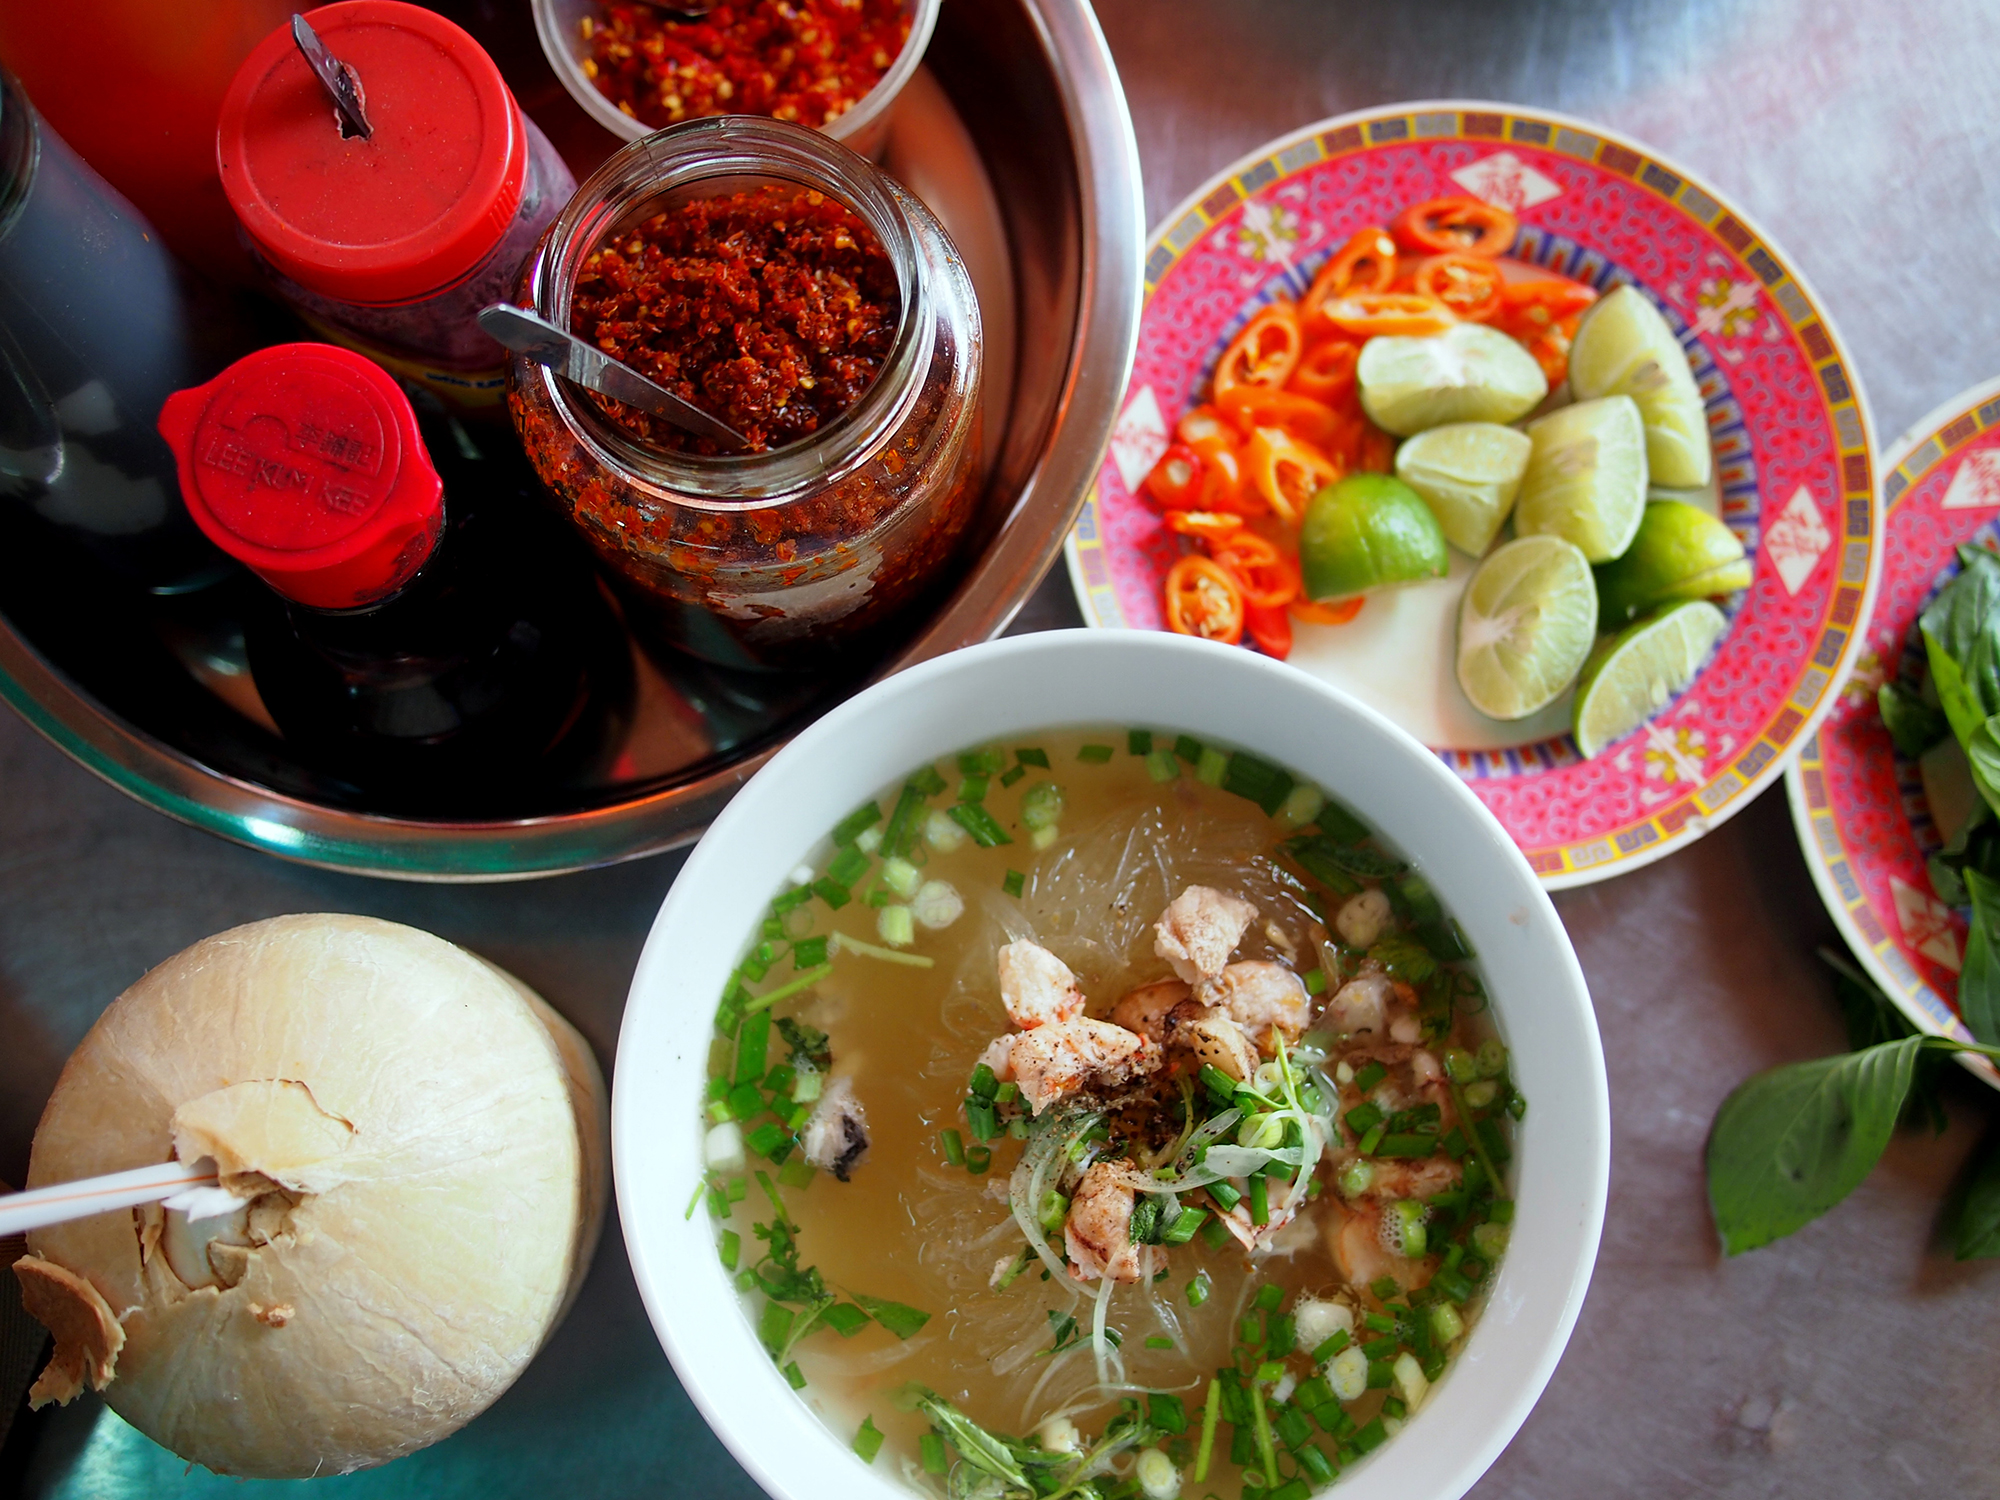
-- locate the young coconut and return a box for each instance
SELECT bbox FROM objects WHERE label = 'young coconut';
[13,915,608,1479]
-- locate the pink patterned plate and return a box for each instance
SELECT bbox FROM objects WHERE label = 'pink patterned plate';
[1065,102,1879,888]
[1788,376,2000,1088]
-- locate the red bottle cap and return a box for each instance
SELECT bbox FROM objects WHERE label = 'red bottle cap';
[158,343,444,611]
[216,1,527,305]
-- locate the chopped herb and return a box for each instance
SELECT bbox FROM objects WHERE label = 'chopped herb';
[854,1416,886,1464]
[1015,747,1051,768]
[1199,1065,1240,1104]
[1021,781,1065,831]
[966,1099,999,1142]
[1174,733,1203,764]
[1145,1334,1175,1351]
[1078,743,1114,763]
[1221,751,1295,816]
[911,764,948,797]
[827,845,870,888]
[966,1145,993,1174]
[812,877,852,909]
[940,1128,966,1165]
[853,1294,932,1339]
[919,1433,948,1475]
[772,885,815,914]
[1145,748,1180,782]
[822,1302,871,1337]
[776,1016,830,1068]
[1304,967,1328,995]
[959,774,990,804]
[948,803,1013,847]
[999,764,1026,788]
[1148,1391,1187,1433]
[879,783,926,858]
[777,1158,816,1188]
[741,963,836,1016]
[1002,869,1026,898]
[832,801,883,845]
[1187,1270,1213,1306]
[783,1361,806,1390]
[960,748,1007,775]
[1161,1206,1208,1245]
[1195,746,1229,785]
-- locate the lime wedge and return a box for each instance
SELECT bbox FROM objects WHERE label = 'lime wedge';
[1592,500,1752,625]
[1357,322,1549,437]
[1514,395,1648,562]
[1393,422,1533,556]
[1299,473,1448,599]
[1456,535,1599,720]
[1572,600,1729,757]
[1567,285,1712,488]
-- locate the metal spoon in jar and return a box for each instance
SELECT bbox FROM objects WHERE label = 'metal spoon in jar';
[476,303,750,451]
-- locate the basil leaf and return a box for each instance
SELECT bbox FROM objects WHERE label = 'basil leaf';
[1920,544,2000,672]
[1818,947,1947,1134]
[917,1393,1030,1490]
[1925,626,1988,750]
[1878,680,1949,759]
[1951,1136,2000,1259]
[853,1294,932,1340]
[1929,801,1993,907]
[1960,869,2000,1045]
[1970,718,2000,822]
[1705,1034,1930,1254]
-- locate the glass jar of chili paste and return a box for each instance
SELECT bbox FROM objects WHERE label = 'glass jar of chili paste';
[217,1,576,417]
[506,116,982,673]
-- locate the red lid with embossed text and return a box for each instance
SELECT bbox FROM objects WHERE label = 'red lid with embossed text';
[157,343,444,610]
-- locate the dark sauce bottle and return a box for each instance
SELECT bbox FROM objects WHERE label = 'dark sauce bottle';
[158,342,629,808]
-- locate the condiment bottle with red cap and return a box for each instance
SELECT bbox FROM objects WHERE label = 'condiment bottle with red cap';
[216,1,575,417]
[158,342,630,801]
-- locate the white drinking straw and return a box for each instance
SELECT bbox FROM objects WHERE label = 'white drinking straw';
[0,1161,226,1238]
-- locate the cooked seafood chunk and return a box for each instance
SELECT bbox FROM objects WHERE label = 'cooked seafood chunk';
[1153,885,1258,987]
[1064,1161,1163,1283]
[1163,1000,1259,1082]
[1109,978,1192,1044]
[1325,972,1392,1036]
[997,940,1086,1029]
[1212,961,1309,1053]
[1335,888,1393,950]
[801,1077,869,1181]
[1010,1017,1159,1114]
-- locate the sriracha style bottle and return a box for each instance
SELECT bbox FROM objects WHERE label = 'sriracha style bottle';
[157,342,628,805]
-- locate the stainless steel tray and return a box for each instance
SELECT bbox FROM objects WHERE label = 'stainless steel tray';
[0,0,1143,882]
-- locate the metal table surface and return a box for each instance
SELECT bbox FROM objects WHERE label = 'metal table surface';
[6,0,2000,1493]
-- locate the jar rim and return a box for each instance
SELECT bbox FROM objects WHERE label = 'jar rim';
[522,116,930,506]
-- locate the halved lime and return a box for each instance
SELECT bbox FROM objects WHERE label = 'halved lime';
[1572,600,1728,757]
[1514,395,1648,562]
[1456,534,1599,720]
[1356,322,1549,437]
[1299,473,1448,599]
[1568,285,1712,488]
[1393,422,1533,556]
[1592,500,1752,625]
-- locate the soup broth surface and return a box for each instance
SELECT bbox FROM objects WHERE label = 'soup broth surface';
[702,728,1518,1495]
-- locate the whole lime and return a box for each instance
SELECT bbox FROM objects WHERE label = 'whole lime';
[1299,473,1449,599]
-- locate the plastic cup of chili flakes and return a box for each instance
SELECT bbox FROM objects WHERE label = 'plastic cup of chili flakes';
[504,116,982,673]
[532,0,939,161]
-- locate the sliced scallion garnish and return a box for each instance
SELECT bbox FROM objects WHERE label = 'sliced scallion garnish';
[853,1416,885,1464]
[831,800,882,845]
[1077,743,1114,763]
[1014,747,1050,768]
[947,803,1013,847]
[1002,869,1026,898]
[1128,728,1153,755]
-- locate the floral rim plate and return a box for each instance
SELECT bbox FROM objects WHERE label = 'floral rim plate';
[1787,375,2000,1088]
[1065,101,1879,889]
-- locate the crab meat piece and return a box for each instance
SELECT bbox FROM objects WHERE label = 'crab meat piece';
[1153,886,1259,987]
[1212,961,1309,1054]
[997,941,1086,1029]
[1163,999,1259,1081]
[1064,1161,1164,1283]
[1109,978,1192,1044]
[801,1076,870,1181]
[1010,1017,1159,1114]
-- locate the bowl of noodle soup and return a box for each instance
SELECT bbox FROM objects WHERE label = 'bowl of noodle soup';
[615,630,1607,1500]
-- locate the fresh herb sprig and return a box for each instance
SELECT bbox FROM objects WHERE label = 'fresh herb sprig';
[1705,950,2000,1255]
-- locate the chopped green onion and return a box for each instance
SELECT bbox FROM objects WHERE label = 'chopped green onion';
[966,1146,992,1174]
[739,955,769,983]
[1145,1334,1175,1352]
[832,800,883,845]
[1297,1445,1337,1485]
[1376,1132,1440,1158]
[1015,746,1050,767]
[820,1303,870,1338]
[1343,1101,1383,1137]
[718,1229,740,1270]
[792,935,829,969]
[783,1361,806,1390]
[1199,1065,1240,1104]
[1161,1206,1208,1245]
[994,1081,1018,1105]
[1002,869,1026,898]
[684,1181,705,1220]
[1312,1330,1350,1363]
[1274,782,1325,830]
[1221,751,1294,816]
[1199,1216,1232,1250]
[1077,744,1114,763]
[1249,1174,1270,1225]
[1429,1302,1464,1345]
[1303,967,1327,995]
[1206,1178,1242,1212]
[1488,1198,1515,1225]
[1353,1061,1387,1092]
[812,877,851,909]
[959,748,1007,775]
[919,1433,948,1475]
[999,764,1026,788]
[740,963,836,1015]
[727,1082,763,1119]
[854,1295,932,1338]
[1174,734,1203,764]
[1030,824,1060,851]
[1038,1189,1070,1233]
[1126,729,1153,755]
[1144,749,1179,782]
[1370,1275,1400,1300]
[1194,1376,1222,1482]
[1187,1270,1213,1307]
[827,845,870,888]
[969,1063,1000,1098]
[735,1011,771,1084]
[772,884,814,914]
[1464,1079,1499,1109]
[940,1129,965,1165]
[958,774,990,804]
[777,1158,815,1189]
[1021,781,1065,831]
[1432,1267,1474,1304]
[829,933,934,968]
[1253,1284,1284,1314]
[1007,1117,1028,1140]
[966,1099,999,1142]
[1195,746,1229,785]
[745,1121,789,1160]
[880,856,922,897]
[1472,1222,1510,1259]
[727,1178,748,1203]
[1248,1376,1280,1493]
[911,764,947,796]
[1273,1404,1313,1449]
[876,904,916,948]
[1476,1037,1508,1077]
[1366,1358,1394,1389]
[947,803,1013,846]
[853,1416,885,1464]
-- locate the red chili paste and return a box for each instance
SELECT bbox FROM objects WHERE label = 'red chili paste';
[569,184,899,453]
[580,0,909,133]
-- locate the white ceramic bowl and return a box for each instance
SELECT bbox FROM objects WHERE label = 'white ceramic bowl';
[532,0,941,160]
[615,631,1609,1500]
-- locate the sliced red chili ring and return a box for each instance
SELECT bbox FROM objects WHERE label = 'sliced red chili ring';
[1245,602,1293,660]
[1143,442,1205,509]
[1163,554,1245,642]
[1212,302,1304,397]
[1391,196,1518,257]
[1301,227,1398,324]
[1210,532,1301,610]
[1411,254,1507,321]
